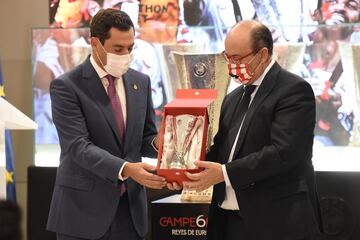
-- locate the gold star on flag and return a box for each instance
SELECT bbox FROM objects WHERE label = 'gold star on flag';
[0,85,5,97]
[5,170,14,184]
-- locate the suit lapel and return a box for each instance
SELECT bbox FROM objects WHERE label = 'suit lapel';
[122,71,138,153]
[221,86,245,163]
[82,58,123,148]
[232,62,281,159]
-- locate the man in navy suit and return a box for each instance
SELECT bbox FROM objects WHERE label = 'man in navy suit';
[47,9,167,240]
[183,20,323,240]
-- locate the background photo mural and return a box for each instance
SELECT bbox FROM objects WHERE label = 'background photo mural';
[32,0,360,151]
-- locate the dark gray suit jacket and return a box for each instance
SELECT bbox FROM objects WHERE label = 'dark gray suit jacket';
[46,58,157,239]
[207,62,323,240]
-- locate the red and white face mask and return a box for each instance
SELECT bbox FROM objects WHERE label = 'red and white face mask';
[227,53,258,85]
[228,63,254,85]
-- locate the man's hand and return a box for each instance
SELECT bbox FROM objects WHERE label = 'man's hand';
[122,162,167,189]
[166,182,182,191]
[183,161,224,192]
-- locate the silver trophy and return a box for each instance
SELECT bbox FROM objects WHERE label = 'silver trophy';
[273,43,305,74]
[160,114,204,170]
[173,52,230,148]
[169,115,197,169]
[169,150,186,169]
[338,41,360,146]
[154,43,204,102]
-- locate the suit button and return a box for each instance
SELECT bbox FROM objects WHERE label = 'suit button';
[249,182,255,189]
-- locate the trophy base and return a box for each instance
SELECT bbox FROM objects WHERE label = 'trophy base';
[169,162,187,170]
[180,186,213,203]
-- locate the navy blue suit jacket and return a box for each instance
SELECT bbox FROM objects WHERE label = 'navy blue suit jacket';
[47,58,157,239]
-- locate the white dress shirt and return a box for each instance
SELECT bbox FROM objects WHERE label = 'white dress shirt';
[89,55,159,181]
[220,59,275,210]
[90,55,129,180]
[90,55,127,125]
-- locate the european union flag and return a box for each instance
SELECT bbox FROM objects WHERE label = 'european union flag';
[0,62,17,202]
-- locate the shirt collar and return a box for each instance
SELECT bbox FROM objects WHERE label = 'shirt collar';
[90,54,108,79]
[251,58,275,87]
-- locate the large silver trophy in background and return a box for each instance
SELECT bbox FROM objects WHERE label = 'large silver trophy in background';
[338,41,360,146]
[273,43,305,74]
[173,52,230,202]
[173,52,230,149]
[154,44,204,102]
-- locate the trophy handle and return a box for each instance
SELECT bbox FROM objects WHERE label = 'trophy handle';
[338,41,360,146]
[273,43,305,74]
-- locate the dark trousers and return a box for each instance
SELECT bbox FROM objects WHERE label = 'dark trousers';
[57,193,143,240]
[207,203,319,240]
[207,203,252,240]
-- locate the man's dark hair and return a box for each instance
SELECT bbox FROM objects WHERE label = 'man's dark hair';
[90,9,134,45]
[0,200,21,240]
[250,24,273,56]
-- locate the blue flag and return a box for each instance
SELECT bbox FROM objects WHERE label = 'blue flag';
[0,62,17,202]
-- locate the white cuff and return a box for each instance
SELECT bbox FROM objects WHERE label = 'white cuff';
[221,164,232,187]
[118,162,128,181]
[151,137,159,153]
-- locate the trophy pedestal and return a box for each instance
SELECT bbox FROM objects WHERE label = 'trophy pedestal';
[151,194,209,240]
[338,42,360,146]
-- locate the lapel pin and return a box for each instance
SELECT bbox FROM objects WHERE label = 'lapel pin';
[133,84,138,90]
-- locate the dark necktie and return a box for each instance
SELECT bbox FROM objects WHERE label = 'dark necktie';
[230,85,257,130]
[215,84,257,205]
[106,75,127,196]
[106,74,125,142]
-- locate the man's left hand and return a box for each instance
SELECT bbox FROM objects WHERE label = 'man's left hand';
[183,161,224,192]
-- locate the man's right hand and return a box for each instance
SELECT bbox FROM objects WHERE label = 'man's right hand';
[122,162,167,189]
[167,182,182,191]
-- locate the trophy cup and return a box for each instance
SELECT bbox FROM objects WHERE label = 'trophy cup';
[338,41,360,146]
[167,115,203,169]
[172,52,230,148]
[273,43,305,74]
[154,43,204,102]
[172,53,230,202]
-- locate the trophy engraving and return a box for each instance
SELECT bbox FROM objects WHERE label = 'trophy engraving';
[193,63,207,77]
[154,44,203,102]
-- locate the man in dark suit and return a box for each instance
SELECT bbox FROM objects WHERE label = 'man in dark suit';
[183,20,323,240]
[47,9,167,240]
